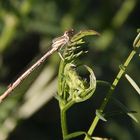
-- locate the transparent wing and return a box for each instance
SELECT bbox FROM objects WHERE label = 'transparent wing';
[52,36,66,43]
[52,40,66,49]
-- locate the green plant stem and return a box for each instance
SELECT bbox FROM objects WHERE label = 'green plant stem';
[84,49,136,140]
[60,100,75,140]
[61,108,68,139]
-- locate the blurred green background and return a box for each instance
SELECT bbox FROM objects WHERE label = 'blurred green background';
[0,0,140,140]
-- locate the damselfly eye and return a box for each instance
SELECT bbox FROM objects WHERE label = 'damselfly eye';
[65,29,75,37]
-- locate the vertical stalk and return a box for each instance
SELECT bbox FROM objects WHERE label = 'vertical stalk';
[60,101,75,140]
[60,108,68,139]
[84,50,136,140]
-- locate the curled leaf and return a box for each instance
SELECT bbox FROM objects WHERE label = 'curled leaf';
[71,30,100,42]
[63,63,96,103]
[77,65,96,102]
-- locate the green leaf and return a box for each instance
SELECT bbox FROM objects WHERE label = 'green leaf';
[127,113,139,123]
[96,109,107,122]
[125,74,140,95]
[63,64,96,103]
[133,31,140,48]
[74,65,97,103]
[71,30,100,42]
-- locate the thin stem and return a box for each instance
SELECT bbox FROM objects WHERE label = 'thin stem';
[59,100,75,140]
[84,49,136,140]
[60,108,68,140]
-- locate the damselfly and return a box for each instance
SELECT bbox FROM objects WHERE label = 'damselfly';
[0,29,75,102]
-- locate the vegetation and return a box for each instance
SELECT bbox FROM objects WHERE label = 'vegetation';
[0,0,140,140]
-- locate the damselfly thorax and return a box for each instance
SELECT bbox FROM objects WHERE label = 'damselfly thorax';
[52,29,75,59]
[52,29,75,50]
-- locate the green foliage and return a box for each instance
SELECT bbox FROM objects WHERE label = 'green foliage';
[125,74,140,96]
[0,0,140,140]
[57,30,98,139]
[57,30,98,108]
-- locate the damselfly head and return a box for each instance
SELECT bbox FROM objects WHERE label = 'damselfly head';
[64,29,75,37]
